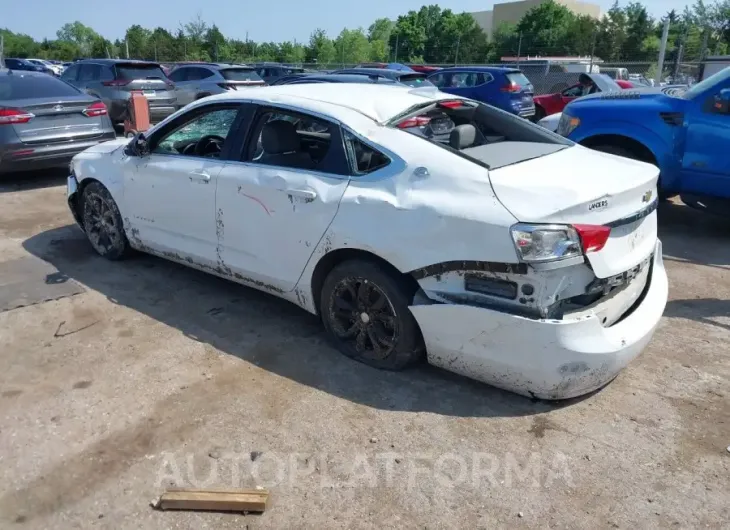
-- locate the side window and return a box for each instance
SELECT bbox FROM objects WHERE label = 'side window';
[185,68,205,81]
[78,64,100,82]
[344,131,390,175]
[168,68,187,82]
[198,68,215,80]
[429,73,446,88]
[245,108,348,175]
[152,106,240,158]
[562,85,583,97]
[99,66,114,82]
[61,64,80,81]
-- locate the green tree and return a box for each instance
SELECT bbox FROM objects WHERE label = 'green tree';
[391,10,427,62]
[56,21,100,56]
[124,25,151,59]
[306,29,336,64]
[368,18,393,42]
[516,0,577,55]
[334,28,371,65]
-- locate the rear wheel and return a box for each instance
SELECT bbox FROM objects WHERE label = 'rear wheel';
[591,144,673,200]
[81,182,130,260]
[320,260,425,371]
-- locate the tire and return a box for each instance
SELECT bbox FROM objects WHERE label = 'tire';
[591,144,674,200]
[320,260,425,371]
[81,181,131,260]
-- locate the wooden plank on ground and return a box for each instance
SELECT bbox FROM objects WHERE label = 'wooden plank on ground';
[153,487,268,513]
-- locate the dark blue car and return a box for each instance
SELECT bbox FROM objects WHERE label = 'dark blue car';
[329,68,433,87]
[427,67,535,119]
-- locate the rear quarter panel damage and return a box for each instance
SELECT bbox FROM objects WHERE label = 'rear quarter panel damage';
[294,125,520,312]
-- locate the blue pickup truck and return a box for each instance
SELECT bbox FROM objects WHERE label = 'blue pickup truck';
[558,66,730,215]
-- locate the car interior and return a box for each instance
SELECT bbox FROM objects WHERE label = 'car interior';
[394,99,571,169]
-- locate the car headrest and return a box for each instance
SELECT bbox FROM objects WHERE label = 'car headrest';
[449,124,476,149]
[262,120,300,154]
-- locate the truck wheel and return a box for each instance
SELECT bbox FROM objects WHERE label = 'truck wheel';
[591,144,674,200]
[320,260,425,371]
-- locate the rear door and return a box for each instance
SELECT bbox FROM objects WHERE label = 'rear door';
[60,64,80,86]
[0,74,109,144]
[168,67,196,107]
[215,104,351,292]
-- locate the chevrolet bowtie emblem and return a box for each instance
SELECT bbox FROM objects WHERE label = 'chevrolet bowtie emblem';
[641,190,653,203]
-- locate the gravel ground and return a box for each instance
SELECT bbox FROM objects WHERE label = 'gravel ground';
[0,170,728,529]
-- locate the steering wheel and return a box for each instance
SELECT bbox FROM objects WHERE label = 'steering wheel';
[194,135,225,157]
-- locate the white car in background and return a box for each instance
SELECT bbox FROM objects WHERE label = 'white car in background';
[538,112,562,133]
[66,84,668,399]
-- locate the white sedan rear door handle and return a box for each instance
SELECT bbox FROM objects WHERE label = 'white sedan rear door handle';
[189,171,211,183]
[286,188,317,202]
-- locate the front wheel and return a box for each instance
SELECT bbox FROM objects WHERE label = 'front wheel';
[81,182,131,260]
[320,260,425,371]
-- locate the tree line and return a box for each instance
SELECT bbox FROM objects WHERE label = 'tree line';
[1,1,728,66]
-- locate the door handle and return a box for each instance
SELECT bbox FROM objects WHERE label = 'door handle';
[285,188,317,202]
[189,171,211,183]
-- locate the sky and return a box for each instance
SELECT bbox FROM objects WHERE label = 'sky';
[4,0,694,43]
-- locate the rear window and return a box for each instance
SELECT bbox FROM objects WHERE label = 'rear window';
[0,74,81,100]
[285,67,305,75]
[221,68,264,82]
[398,74,434,87]
[115,64,168,81]
[506,72,532,87]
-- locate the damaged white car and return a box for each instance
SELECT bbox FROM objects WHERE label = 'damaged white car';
[67,83,668,399]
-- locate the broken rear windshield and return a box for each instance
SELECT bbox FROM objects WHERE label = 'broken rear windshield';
[390,100,572,169]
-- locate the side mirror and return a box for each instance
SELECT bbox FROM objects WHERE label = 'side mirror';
[713,88,730,114]
[126,133,150,157]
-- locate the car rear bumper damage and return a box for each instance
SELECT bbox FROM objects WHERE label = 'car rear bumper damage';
[409,240,667,400]
[0,135,116,174]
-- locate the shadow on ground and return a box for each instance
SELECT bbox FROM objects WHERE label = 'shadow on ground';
[23,225,568,419]
[658,201,730,269]
[0,169,68,193]
[664,298,730,332]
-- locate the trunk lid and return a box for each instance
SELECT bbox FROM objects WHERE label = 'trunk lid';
[114,64,176,107]
[5,96,108,144]
[488,144,659,278]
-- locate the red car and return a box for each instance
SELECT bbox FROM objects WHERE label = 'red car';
[533,73,630,121]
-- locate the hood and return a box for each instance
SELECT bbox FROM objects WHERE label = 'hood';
[489,143,658,226]
[571,85,687,105]
[76,138,129,155]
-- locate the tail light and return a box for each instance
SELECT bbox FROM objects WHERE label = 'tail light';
[0,108,34,125]
[439,100,463,109]
[501,83,521,93]
[397,116,431,128]
[102,79,131,87]
[573,224,611,253]
[82,101,108,117]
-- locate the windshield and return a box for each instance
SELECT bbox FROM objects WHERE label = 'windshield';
[221,68,264,82]
[389,99,571,169]
[116,64,168,80]
[683,66,730,99]
[398,74,434,87]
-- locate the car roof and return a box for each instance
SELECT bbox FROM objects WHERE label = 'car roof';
[75,59,162,66]
[0,69,46,78]
[201,83,460,124]
[290,74,398,84]
[435,66,520,74]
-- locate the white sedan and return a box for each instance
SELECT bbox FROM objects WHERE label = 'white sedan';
[67,83,668,399]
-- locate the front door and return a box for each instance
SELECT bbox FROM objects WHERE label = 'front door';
[123,103,243,267]
[216,105,351,292]
[682,89,730,198]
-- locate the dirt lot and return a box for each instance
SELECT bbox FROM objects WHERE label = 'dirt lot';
[0,171,728,529]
